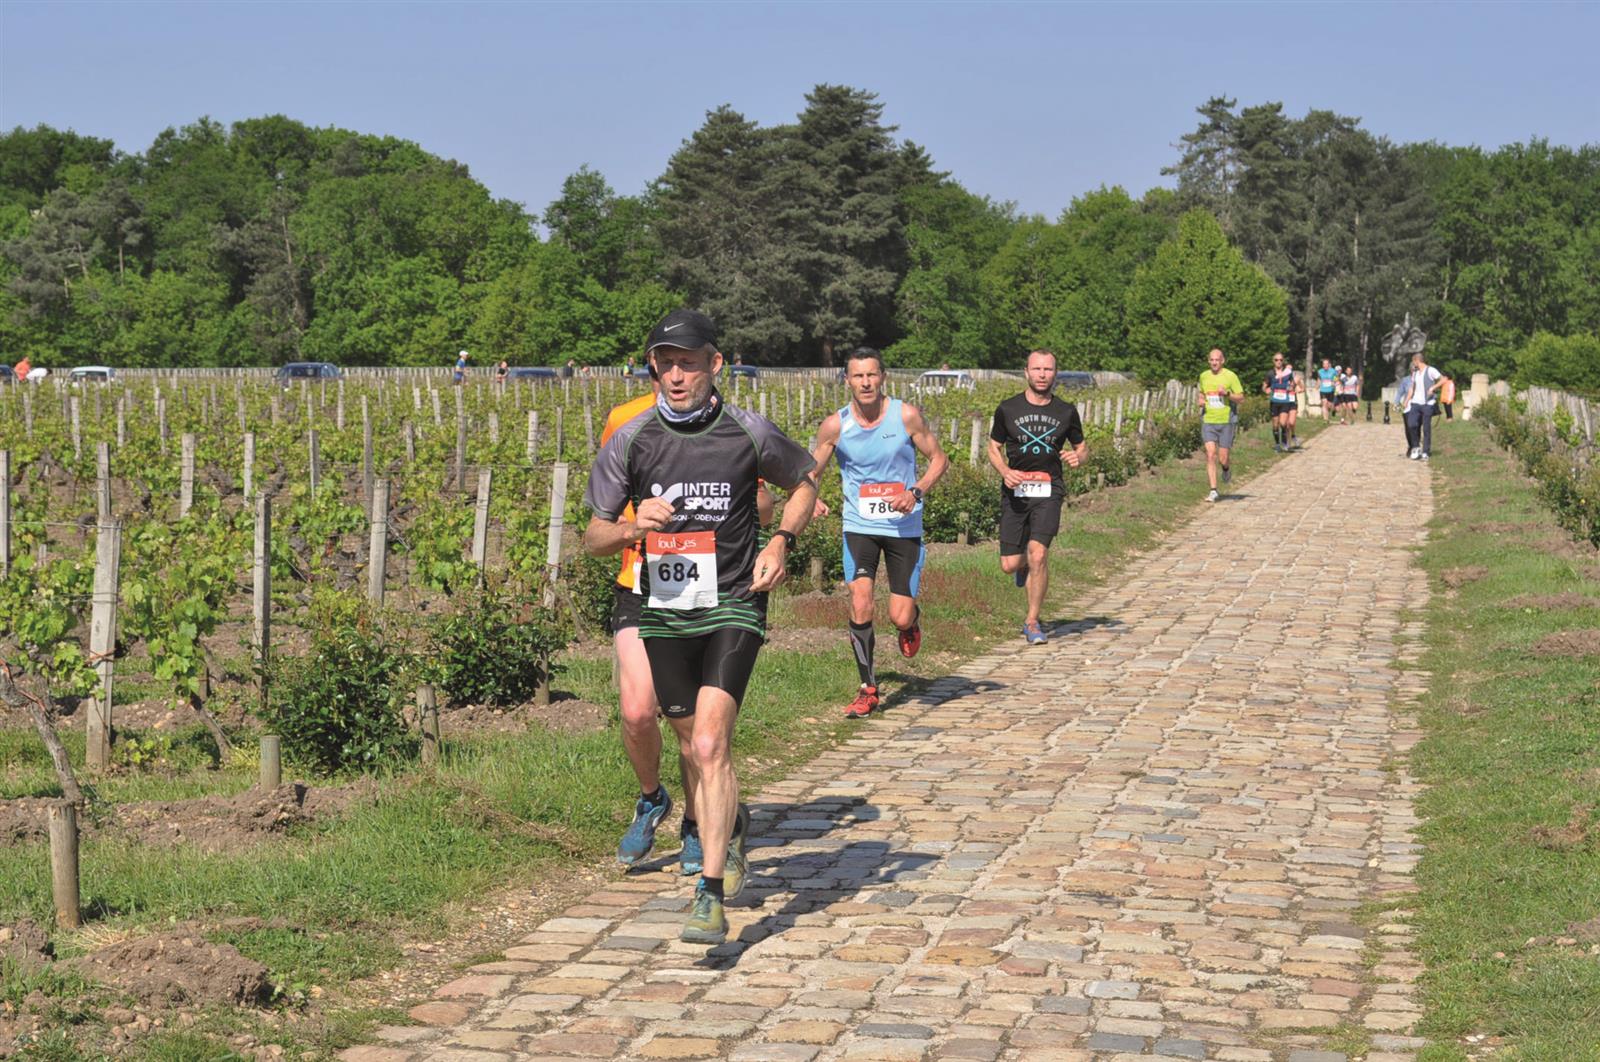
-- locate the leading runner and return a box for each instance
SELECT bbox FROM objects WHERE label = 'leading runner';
[584,309,816,945]
[809,347,949,718]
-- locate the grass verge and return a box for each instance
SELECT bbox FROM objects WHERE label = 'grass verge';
[1408,420,1600,1062]
[1,417,1315,1060]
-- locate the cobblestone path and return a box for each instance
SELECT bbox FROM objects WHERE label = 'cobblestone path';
[345,424,1433,1062]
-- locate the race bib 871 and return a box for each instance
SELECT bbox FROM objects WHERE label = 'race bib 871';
[645,532,718,610]
[1014,471,1052,498]
[857,482,904,520]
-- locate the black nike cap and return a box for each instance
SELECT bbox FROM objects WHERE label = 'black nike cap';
[646,309,718,354]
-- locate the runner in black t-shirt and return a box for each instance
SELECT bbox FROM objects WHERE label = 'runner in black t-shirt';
[584,309,816,946]
[987,350,1087,645]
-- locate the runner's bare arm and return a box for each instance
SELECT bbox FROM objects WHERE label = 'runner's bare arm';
[1064,438,1087,469]
[583,498,674,557]
[808,413,841,518]
[751,477,818,592]
[987,438,1024,490]
[897,404,949,512]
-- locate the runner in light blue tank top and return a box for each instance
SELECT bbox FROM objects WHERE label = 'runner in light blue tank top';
[809,348,949,719]
[838,397,923,539]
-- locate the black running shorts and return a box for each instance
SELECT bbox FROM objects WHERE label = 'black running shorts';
[643,627,764,718]
[843,533,925,597]
[999,489,1064,556]
[610,584,643,634]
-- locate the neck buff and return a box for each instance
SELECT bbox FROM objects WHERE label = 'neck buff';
[657,386,722,426]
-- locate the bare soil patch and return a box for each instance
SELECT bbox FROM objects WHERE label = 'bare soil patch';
[0,783,366,851]
[0,919,52,972]
[440,695,609,736]
[1508,593,1600,612]
[1531,804,1595,851]
[67,932,271,1008]
[1530,629,1600,659]
[1441,565,1489,588]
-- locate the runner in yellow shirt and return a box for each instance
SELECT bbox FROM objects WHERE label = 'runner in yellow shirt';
[1197,348,1245,503]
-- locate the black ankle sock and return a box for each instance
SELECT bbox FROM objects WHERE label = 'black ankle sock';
[848,620,876,687]
[700,876,724,900]
[681,817,698,836]
[642,786,667,807]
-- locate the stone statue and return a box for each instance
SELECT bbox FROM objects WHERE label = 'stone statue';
[1380,314,1428,382]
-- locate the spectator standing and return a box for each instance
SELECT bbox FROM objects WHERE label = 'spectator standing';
[1397,353,1443,461]
[453,349,470,385]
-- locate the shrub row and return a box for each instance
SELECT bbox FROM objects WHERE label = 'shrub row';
[1478,395,1600,548]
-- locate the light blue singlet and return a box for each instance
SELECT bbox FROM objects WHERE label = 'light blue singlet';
[837,398,922,538]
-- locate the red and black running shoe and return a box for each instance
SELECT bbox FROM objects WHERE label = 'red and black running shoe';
[897,624,921,659]
[844,685,879,719]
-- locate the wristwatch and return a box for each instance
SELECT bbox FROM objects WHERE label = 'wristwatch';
[772,529,797,549]
[910,487,924,502]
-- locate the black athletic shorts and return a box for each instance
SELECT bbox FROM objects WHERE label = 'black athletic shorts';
[998,488,1064,555]
[1270,401,1298,416]
[609,584,643,634]
[643,627,764,718]
[843,533,925,597]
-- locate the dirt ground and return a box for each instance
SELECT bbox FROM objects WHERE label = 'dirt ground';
[1530,628,1600,658]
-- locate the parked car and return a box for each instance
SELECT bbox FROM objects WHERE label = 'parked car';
[274,362,342,387]
[915,369,976,393]
[1054,370,1096,391]
[505,366,559,381]
[70,365,118,384]
[0,366,15,385]
[631,364,654,380]
[729,364,759,383]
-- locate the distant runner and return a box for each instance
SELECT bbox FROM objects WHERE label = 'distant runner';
[584,309,816,945]
[1339,366,1360,425]
[809,347,949,719]
[1198,348,1245,503]
[1263,353,1302,451]
[987,350,1087,645]
[1316,358,1338,421]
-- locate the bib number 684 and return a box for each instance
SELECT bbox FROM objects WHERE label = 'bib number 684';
[656,560,700,583]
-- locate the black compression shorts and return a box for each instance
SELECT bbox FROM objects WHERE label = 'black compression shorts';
[999,489,1064,555]
[643,628,764,718]
[610,584,643,633]
[843,533,925,597]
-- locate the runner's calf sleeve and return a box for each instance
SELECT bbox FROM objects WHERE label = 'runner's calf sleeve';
[849,620,876,687]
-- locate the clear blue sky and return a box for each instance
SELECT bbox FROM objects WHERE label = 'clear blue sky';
[3,1,1596,221]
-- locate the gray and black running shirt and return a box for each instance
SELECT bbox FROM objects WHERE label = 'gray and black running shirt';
[583,394,815,638]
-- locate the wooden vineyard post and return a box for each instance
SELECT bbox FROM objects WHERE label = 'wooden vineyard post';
[368,478,389,606]
[116,396,126,447]
[488,410,500,446]
[538,463,570,706]
[454,410,467,492]
[259,734,281,789]
[95,442,111,526]
[86,519,120,771]
[335,382,345,431]
[0,449,9,578]
[242,432,255,501]
[403,421,415,463]
[527,410,538,461]
[759,392,768,418]
[471,468,492,572]
[412,385,422,413]
[810,555,825,592]
[307,429,321,493]
[583,405,594,456]
[555,408,565,461]
[362,398,374,511]
[70,397,81,462]
[179,433,196,517]
[157,394,168,454]
[431,388,443,428]
[48,802,80,930]
[969,418,982,464]
[253,495,271,712]
[418,684,440,765]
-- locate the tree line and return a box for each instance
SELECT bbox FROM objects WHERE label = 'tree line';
[1,89,1594,391]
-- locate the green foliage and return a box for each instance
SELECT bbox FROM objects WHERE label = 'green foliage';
[1513,332,1600,397]
[1124,210,1289,383]
[259,619,413,775]
[1479,396,1600,548]
[424,582,570,707]
[0,548,97,695]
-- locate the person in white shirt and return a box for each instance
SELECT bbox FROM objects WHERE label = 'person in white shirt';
[1399,353,1443,461]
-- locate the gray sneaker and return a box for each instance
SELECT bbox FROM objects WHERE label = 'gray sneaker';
[1220,463,1231,484]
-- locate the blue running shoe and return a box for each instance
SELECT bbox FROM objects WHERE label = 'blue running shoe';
[617,789,672,866]
[679,828,703,876]
[1024,621,1048,645]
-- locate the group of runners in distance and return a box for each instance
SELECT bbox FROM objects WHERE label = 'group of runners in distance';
[585,310,1322,945]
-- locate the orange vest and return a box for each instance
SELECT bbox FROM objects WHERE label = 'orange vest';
[601,393,657,589]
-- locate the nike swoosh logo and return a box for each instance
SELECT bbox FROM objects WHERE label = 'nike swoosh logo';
[663,322,684,332]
